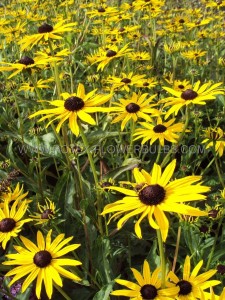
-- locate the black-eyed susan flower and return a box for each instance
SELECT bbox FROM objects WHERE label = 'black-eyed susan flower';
[19,78,54,93]
[30,198,59,225]
[29,83,112,136]
[133,116,185,146]
[0,183,30,205]
[168,256,220,299]
[86,5,119,19]
[18,20,77,50]
[101,159,209,241]
[161,81,224,119]
[105,72,146,92]
[90,44,132,71]
[181,49,207,61]
[3,230,82,299]
[110,92,160,131]
[128,51,151,61]
[164,76,192,92]
[202,127,225,157]
[34,47,71,62]
[0,198,32,249]
[135,77,158,89]
[111,260,179,299]
[0,56,50,79]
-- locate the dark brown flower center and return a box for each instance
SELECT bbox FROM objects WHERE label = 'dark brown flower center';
[179,19,185,23]
[98,7,105,12]
[143,82,149,86]
[181,89,198,100]
[106,50,117,57]
[176,280,192,295]
[121,78,131,84]
[153,124,167,133]
[140,284,157,299]
[126,103,140,113]
[217,264,225,275]
[101,182,112,188]
[178,84,185,89]
[41,209,54,219]
[33,250,52,268]
[208,209,219,218]
[119,27,125,32]
[0,218,16,232]
[139,184,166,205]
[38,23,53,33]
[18,56,35,66]
[64,96,85,111]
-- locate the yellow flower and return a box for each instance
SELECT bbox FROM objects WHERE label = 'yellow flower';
[161,81,224,119]
[128,51,151,61]
[0,56,50,79]
[133,116,186,146]
[19,78,54,92]
[3,230,82,299]
[101,160,209,241]
[86,5,119,18]
[134,77,158,89]
[168,256,220,299]
[18,20,77,50]
[110,92,159,131]
[0,198,32,249]
[105,72,146,92]
[30,198,59,225]
[90,44,132,71]
[181,49,207,60]
[29,83,112,136]
[111,260,179,299]
[202,127,225,157]
[0,183,31,206]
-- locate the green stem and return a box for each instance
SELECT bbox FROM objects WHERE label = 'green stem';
[161,106,190,168]
[126,119,135,159]
[53,283,72,300]
[48,40,62,98]
[206,214,224,271]
[79,123,103,235]
[155,144,161,164]
[214,155,225,188]
[172,225,181,273]
[156,229,166,288]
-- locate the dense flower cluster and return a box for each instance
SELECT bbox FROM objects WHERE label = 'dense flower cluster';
[0,0,224,299]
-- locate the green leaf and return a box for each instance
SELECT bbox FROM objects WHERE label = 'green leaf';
[92,281,114,300]
[103,158,141,180]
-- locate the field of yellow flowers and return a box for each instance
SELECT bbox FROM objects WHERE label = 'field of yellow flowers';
[0,0,225,299]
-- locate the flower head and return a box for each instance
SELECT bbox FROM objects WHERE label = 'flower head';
[0,183,31,206]
[202,127,225,157]
[0,198,32,249]
[111,260,179,299]
[168,256,220,299]
[0,56,50,79]
[30,198,59,225]
[29,83,112,136]
[110,92,159,131]
[161,81,224,119]
[18,20,77,50]
[89,43,132,71]
[101,159,209,241]
[133,116,186,146]
[3,230,82,299]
